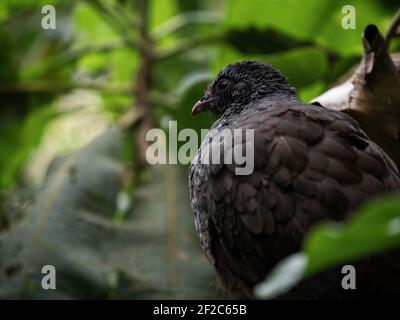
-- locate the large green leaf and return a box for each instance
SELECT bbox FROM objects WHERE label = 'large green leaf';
[0,127,125,298]
[214,44,328,92]
[256,194,400,299]
[0,126,219,299]
[149,0,178,31]
[225,0,394,56]
[73,2,119,47]
[304,195,400,275]
[172,69,216,136]
[73,2,139,81]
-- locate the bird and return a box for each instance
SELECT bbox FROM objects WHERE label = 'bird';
[189,60,400,299]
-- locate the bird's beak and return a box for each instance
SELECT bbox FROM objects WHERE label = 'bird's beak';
[192,96,213,116]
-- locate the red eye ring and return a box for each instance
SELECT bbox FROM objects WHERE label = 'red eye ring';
[217,80,229,92]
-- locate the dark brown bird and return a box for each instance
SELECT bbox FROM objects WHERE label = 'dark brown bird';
[189,61,400,298]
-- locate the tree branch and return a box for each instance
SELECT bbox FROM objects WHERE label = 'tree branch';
[133,0,155,168]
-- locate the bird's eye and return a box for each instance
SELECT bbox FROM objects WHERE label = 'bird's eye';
[217,80,230,92]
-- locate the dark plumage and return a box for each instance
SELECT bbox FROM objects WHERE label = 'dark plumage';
[189,61,400,298]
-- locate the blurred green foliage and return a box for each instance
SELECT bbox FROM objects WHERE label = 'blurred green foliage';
[226,0,396,55]
[0,0,399,298]
[1,0,395,191]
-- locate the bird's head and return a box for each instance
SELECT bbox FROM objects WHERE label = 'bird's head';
[192,60,296,116]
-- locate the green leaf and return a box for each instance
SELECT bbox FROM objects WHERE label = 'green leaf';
[225,0,394,56]
[0,106,56,189]
[256,194,400,299]
[73,2,119,47]
[172,70,216,139]
[0,127,125,298]
[0,26,18,82]
[264,47,328,88]
[305,194,400,275]
[298,81,326,103]
[255,253,307,299]
[0,127,220,298]
[149,0,178,31]
[214,45,328,88]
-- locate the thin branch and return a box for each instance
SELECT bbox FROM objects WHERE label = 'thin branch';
[165,164,179,298]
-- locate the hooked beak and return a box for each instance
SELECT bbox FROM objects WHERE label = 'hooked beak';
[192,96,214,116]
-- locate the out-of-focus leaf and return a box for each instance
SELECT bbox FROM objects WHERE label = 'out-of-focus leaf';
[73,2,119,48]
[149,0,178,31]
[0,0,63,23]
[108,49,138,86]
[0,127,125,298]
[172,70,216,139]
[298,81,326,102]
[1,0,61,8]
[71,3,138,105]
[214,45,328,88]
[226,28,309,55]
[3,2,74,82]
[264,47,328,87]
[73,2,139,85]
[225,0,395,56]
[0,106,56,189]
[0,127,220,298]
[0,26,18,82]
[175,70,211,96]
[24,90,111,186]
[255,194,400,299]
[254,253,307,299]
[304,194,400,275]
[107,165,220,299]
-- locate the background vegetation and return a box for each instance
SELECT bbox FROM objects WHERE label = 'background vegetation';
[0,0,399,299]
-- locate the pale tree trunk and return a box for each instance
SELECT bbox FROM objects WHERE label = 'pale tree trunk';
[312,10,400,167]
